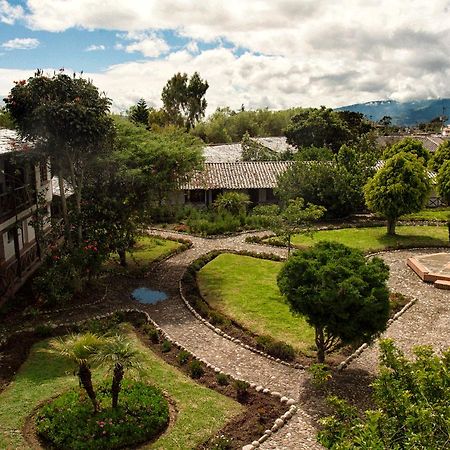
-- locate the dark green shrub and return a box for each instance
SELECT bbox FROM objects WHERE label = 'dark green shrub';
[209,310,231,327]
[234,380,250,402]
[216,373,229,386]
[256,335,296,362]
[189,360,204,379]
[36,381,169,450]
[161,339,171,353]
[142,324,160,343]
[177,350,190,365]
[308,363,332,389]
[193,298,210,318]
[34,324,54,338]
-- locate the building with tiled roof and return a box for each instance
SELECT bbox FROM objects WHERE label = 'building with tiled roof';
[377,134,448,153]
[177,161,293,206]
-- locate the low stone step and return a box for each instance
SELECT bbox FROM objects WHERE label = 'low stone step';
[434,279,450,290]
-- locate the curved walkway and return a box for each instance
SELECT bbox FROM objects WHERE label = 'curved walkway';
[4,232,450,449]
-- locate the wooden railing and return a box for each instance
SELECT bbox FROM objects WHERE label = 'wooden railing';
[0,243,40,301]
[0,185,34,220]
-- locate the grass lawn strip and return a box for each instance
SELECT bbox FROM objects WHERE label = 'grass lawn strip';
[0,328,243,450]
[197,253,315,354]
[399,207,450,222]
[108,236,181,269]
[290,225,448,252]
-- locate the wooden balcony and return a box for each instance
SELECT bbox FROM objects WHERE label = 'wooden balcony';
[0,242,41,304]
[0,185,34,221]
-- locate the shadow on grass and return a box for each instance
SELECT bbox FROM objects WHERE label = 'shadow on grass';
[376,233,449,249]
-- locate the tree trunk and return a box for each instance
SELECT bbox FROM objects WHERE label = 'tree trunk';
[118,249,127,267]
[111,363,124,408]
[387,218,396,236]
[315,326,326,363]
[57,172,71,246]
[447,221,450,242]
[78,363,99,412]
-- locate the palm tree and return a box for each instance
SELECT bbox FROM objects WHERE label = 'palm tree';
[96,334,142,408]
[48,332,104,412]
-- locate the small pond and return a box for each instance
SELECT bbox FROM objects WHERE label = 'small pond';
[132,287,168,305]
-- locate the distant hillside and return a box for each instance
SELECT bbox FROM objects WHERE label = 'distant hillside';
[336,99,450,126]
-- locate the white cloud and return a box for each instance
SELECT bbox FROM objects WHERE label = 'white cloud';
[1,1,449,110]
[0,0,24,25]
[116,31,169,57]
[2,38,40,50]
[85,44,106,51]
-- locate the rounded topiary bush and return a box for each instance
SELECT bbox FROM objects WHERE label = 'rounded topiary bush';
[36,381,169,449]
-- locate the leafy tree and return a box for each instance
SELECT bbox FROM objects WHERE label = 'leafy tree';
[436,160,450,240]
[47,333,104,412]
[383,137,430,165]
[4,71,114,244]
[96,334,142,408]
[147,107,173,131]
[241,131,278,161]
[284,107,354,153]
[129,98,149,127]
[296,146,334,161]
[253,198,325,256]
[213,191,251,216]
[276,140,378,219]
[336,110,374,138]
[378,115,392,127]
[161,72,208,130]
[318,340,450,449]
[364,152,430,235]
[428,139,450,172]
[0,107,14,129]
[277,242,390,362]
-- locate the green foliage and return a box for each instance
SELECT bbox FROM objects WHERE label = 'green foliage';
[284,107,355,153]
[213,191,251,215]
[256,335,296,361]
[308,363,332,389]
[436,160,450,204]
[192,107,300,143]
[318,340,450,449]
[142,323,160,343]
[36,381,169,450]
[233,380,250,402]
[33,253,82,306]
[251,197,325,255]
[429,140,450,172]
[161,71,209,129]
[161,339,172,353]
[365,152,431,234]
[296,146,334,161]
[216,373,230,386]
[129,98,149,127]
[0,107,14,128]
[383,137,430,164]
[33,324,54,338]
[177,350,191,365]
[186,209,242,236]
[209,434,234,449]
[277,242,390,362]
[241,131,279,161]
[189,359,205,379]
[278,140,379,219]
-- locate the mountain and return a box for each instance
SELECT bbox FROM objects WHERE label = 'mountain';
[335,99,450,126]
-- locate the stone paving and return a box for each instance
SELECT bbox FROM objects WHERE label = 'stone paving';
[5,231,450,449]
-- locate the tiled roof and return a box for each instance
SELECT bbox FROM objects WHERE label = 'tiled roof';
[0,128,33,155]
[202,137,296,163]
[377,134,449,153]
[181,161,293,190]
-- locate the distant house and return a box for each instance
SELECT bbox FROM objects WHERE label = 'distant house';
[0,129,52,303]
[377,134,449,153]
[177,161,292,206]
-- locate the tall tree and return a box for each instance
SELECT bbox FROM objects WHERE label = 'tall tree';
[364,152,430,235]
[129,98,149,127]
[436,160,450,240]
[161,72,208,129]
[284,107,354,153]
[4,71,114,244]
[429,140,450,172]
[383,137,430,165]
[277,242,390,362]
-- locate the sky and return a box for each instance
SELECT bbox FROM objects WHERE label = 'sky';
[0,0,449,114]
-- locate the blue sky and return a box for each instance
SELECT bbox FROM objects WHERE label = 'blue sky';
[0,0,449,113]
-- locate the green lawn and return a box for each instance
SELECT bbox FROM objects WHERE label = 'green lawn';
[400,207,450,222]
[289,225,449,252]
[109,236,181,270]
[197,253,315,353]
[0,328,242,450]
